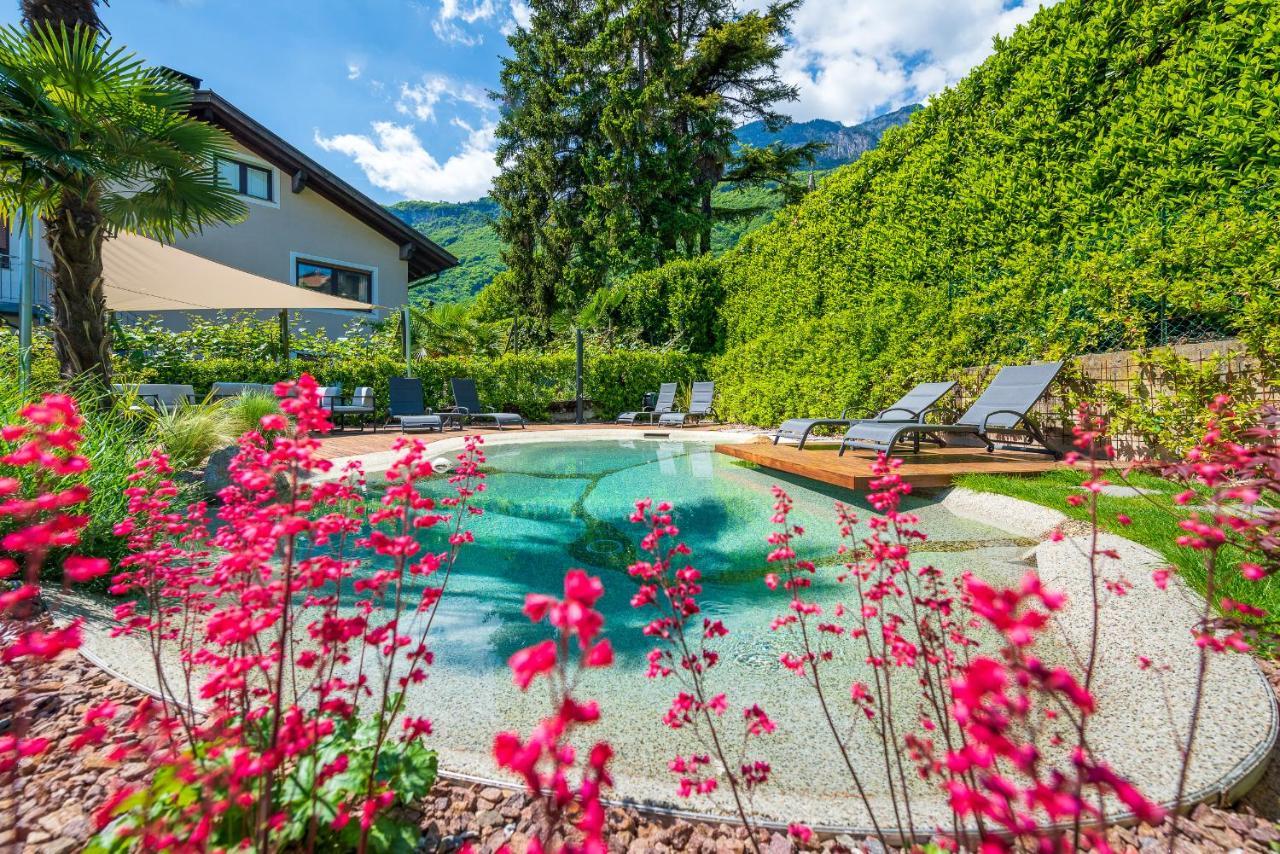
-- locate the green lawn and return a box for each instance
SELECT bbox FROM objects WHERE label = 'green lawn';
[955,468,1279,644]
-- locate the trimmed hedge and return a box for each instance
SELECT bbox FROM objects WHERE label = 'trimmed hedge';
[140,349,705,422]
[582,256,726,353]
[700,0,1280,425]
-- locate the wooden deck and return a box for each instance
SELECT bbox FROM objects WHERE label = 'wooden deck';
[714,440,1062,490]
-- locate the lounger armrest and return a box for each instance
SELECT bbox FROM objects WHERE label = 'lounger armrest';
[980,409,1030,432]
[447,406,471,416]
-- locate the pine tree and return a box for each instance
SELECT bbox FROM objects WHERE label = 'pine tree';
[492,0,814,317]
[491,0,603,325]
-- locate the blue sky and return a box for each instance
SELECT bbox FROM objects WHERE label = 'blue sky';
[0,0,1053,204]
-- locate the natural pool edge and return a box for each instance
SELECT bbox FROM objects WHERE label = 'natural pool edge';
[66,433,1280,841]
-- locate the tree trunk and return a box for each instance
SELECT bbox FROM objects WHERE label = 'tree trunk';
[20,0,101,31]
[698,184,713,255]
[43,187,112,387]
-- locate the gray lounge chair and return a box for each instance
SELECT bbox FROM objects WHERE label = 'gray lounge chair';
[774,381,957,450]
[332,386,377,432]
[448,378,525,430]
[657,382,717,428]
[385,377,443,433]
[840,362,1064,458]
[617,383,677,424]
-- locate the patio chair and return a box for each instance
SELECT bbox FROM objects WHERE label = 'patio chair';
[617,383,677,424]
[656,382,717,428]
[840,362,1065,459]
[316,385,343,415]
[448,378,525,430]
[331,386,377,433]
[112,383,196,414]
[774,381,957,450]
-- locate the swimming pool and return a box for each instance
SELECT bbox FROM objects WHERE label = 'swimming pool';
[377,437,1039,827]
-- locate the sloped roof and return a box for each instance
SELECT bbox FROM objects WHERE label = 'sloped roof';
[189,90,457,280]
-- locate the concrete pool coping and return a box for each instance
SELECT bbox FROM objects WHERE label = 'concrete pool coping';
[64,439,1280,840]
[311,427,762,482]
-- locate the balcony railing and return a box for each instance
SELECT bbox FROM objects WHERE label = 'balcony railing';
[0,256,54,317]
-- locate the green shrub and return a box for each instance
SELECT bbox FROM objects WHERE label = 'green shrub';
[580,255,726,353]
[143,399,235,471]
[224,390,282,438]
[688,0,1280,424]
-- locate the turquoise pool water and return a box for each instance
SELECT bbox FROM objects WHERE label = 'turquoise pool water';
[377,438,1039,824]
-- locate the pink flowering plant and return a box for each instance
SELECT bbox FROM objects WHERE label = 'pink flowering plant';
[0,394,109,791]
[493,569,615,854]
[627,499,782,851]
[75,375,486,851]
[759,427,1167,851]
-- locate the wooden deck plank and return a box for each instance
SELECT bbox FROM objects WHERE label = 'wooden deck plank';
[714,440,1061,491]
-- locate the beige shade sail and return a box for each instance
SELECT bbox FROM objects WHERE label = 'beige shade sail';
[100,231,381,313]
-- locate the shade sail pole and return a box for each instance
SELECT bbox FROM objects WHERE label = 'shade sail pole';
[402,306,413,377]
[278,309,289,363]
[18,212,35,395]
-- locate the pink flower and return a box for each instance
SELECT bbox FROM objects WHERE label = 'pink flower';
[509,640,558,690]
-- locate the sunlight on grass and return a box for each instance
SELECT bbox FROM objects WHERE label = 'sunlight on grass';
[956,468,1280,644]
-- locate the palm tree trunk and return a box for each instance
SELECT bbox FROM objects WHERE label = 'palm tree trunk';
[43,187,113,387]
[23,0,111,387]
[20,0,101,31]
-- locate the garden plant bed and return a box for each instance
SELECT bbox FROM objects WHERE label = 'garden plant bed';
[7,625,1280,853]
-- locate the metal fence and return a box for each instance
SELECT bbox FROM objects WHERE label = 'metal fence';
[0,257,54,327]
[946,339,1279,457]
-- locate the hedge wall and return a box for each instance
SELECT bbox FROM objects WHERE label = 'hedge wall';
[705,0,1280,425]
[139,349,705,422]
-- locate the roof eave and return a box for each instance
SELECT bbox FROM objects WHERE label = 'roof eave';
[189,90,459,279]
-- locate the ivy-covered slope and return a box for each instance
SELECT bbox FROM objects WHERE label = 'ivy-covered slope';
[712,0,1280,425]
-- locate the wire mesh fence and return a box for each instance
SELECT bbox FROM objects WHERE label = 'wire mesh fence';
[943,339,1279,458]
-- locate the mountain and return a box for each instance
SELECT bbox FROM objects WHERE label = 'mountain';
[733,104,922,169]
[387,106,921,303]
[386,199,504,305]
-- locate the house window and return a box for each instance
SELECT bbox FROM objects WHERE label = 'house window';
[295,259,372,304]
[215,157,273,202]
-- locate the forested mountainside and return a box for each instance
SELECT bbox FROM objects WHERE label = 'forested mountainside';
[733,104,921,168]
[387,106,920,304]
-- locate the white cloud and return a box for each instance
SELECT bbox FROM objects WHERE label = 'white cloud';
[503,0,532,34]
[396,74,490,122]
[780,0,1057,124]
[315,120,498,203]
[346,61,363,80]
[432,0,498,45]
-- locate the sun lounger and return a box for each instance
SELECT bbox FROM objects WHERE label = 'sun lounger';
[617,383,677,424]
[656,382,716,428]
[774,381,957,450]
[840,362,1064,458]
[448,378,525,429]
[399,414,445,433]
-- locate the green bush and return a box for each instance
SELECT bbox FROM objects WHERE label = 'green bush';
[692,0,1280,424]
[137,348,705,422]
[580,255,726,353]
[0,372,157,566]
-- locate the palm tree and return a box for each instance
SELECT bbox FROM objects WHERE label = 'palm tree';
[0,23,246,385]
